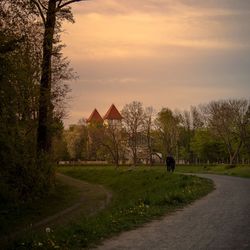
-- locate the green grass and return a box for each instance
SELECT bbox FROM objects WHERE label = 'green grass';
[176,164,250,178]
[9,166,214,249]
[0,179,82,248]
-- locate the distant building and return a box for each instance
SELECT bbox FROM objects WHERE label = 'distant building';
[87,104,122,127]
[103,104,123,127]
[86,108,104,124]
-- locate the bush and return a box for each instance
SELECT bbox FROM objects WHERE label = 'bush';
[225,164,236,169]
[0,126,55,202]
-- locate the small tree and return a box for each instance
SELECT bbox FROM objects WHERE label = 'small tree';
[155,108,180,160]
[64,123,88,160]
[122,101,145,166]
[101,122,125,167]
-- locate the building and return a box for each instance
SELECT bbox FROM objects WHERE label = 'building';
[103,104,123,128]
[87,104,122,126]
[86,108,104,124]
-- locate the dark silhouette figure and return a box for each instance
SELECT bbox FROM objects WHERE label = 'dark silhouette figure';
[166,155,175,172]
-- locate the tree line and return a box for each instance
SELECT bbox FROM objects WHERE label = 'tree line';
[57,99,250,167]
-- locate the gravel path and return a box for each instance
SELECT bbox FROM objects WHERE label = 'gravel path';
[95,174,250,250]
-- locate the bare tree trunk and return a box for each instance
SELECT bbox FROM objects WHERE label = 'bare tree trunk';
[115,149,119,168]
[229,140,243,165]
[37,0,56,154]
[147,127,153,166]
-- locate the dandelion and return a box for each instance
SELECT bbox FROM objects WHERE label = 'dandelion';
[38,242,43,246]
[45,227,51,233]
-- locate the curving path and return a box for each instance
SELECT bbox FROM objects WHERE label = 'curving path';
[33,173,112,228]
[95,174,250,250]
[2,173,112,244]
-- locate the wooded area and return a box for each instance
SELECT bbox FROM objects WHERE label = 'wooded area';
[0,0,83,201]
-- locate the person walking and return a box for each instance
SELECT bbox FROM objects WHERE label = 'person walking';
[166,155,175,172]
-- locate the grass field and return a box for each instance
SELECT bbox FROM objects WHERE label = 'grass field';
[176,164,250,178]
[6,166,214,249]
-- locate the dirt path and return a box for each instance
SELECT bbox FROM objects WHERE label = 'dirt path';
[2,173,112,244]
[33,173,112,229]
[95,174,250,250]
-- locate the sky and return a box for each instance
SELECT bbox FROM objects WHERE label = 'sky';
[61,0,250,127]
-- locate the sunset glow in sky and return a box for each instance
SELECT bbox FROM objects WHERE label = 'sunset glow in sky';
[61,0,250,126]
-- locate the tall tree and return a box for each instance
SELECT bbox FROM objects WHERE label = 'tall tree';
[31,0,85,154]
[0,0,78,200]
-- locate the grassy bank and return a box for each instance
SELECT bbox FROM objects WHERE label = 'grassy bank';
[8,166,214,249]
[0,179,81,237]
[176,164,250,178]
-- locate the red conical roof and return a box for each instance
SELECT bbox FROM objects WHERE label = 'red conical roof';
[86,108,104,123]
[103,104,123,120]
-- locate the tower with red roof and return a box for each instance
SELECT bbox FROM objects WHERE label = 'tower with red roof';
[103,104,123,127]
[86,108,104,124]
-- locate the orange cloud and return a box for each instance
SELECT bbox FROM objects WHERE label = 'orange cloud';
[62,6,249,62]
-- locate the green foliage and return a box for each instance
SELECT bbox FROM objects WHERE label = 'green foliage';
[203,99,250,164]
[63,124,89,160]
[0,0,74,201]
[10,166,213,249]
[155,108,180,157]
[190,129,227,163]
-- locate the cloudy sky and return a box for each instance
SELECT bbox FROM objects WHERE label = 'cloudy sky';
[61,0,250,126]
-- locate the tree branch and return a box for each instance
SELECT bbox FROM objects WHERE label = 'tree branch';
[57,0,87,11]
[37,0,48,10]
[30,0,46,25]
[57,0,63,7]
